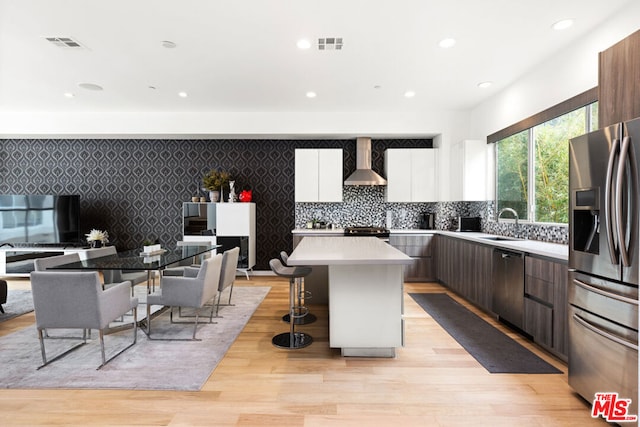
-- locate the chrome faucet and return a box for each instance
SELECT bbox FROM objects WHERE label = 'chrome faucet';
[498,207,519,225]
[498,207,522,238]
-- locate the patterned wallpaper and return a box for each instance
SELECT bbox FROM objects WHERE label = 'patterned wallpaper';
[0,138,432,270]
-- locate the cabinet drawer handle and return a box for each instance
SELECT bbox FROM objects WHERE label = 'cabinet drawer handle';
[572,313,637,350]
[573,278,638,305]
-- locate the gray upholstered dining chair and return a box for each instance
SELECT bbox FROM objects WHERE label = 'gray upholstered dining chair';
[30,271,138,369]
[33,252,81,272]
[162,241,211,277]
[145,253,223,340]
[83,246,148,290]
[211,247,240,319]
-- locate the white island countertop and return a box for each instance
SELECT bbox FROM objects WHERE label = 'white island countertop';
[288,236,412,266]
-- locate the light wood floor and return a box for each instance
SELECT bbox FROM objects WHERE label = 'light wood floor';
[0,276,605,426]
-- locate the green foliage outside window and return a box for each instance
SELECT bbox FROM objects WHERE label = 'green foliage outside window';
[496,102,597,224]
[497,130,528,220]
[533,109,586,223]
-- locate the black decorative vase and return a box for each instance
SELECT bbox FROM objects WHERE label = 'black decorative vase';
[91,240,103,248]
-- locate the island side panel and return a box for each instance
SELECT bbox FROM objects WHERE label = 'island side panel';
[328,263,404,357]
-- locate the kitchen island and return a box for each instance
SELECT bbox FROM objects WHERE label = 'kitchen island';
[287,236,412,357]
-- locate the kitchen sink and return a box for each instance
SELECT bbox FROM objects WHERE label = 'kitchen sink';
[479,236,522,241]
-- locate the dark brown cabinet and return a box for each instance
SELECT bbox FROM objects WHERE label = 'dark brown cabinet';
[437,235,568,360]
[524,255,568,360]
[389,234,436,282]
[598,29,640,127]
[435,235,492,311]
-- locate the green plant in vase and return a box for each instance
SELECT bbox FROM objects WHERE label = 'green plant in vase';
[203,169,230,202]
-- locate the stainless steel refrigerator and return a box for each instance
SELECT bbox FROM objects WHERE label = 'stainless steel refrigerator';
[569,117,639,418]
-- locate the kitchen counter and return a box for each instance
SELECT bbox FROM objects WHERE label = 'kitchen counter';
[291,228,567,261]
[437,231,568,261]
[288,235,412,265]
[288,236,412,357]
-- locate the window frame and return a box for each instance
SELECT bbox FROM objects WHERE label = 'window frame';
[489,88,598,225]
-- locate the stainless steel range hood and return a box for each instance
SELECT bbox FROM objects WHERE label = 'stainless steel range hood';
[344,137,387,186]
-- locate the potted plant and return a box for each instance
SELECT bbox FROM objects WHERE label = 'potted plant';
[203,169,230,202]
[86,229,109,248]
[141,238,162,254]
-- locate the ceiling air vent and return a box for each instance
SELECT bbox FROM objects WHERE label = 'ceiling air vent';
[44,37,86,49]
[318,37,343,50]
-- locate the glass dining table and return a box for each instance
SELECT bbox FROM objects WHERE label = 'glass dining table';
[51,243,219,293]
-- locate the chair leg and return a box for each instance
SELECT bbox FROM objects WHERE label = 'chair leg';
[38,329,47,366]
[99,330,106,367]
[36,328,88,370]
[148,306,206,341]
[146,302,152,336]
[193,309,199,340]
[96,306,138,370]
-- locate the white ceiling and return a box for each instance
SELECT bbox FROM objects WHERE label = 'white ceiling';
[0,0,634,115]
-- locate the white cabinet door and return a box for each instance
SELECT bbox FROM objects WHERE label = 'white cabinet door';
[462,139,491,201]
[411,149,436,202]
[318,149,343,202]
[385,149,412,202]
[386,149,435,202]
[216,203,254,236]
[295,149,343,202]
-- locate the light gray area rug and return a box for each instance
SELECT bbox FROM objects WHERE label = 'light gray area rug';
[0,286,269,390]
[0,289,34,323]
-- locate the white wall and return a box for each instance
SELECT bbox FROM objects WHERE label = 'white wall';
[0,109,468,140]
[469,2,640,140]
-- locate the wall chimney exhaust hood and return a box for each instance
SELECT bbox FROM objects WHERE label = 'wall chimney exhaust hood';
[344,137,387,186]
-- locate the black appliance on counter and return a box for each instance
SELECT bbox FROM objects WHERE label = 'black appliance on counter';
[419,213,435,230]
[344,226,390,238]
[568,117,639,416]
[456,216,481,232]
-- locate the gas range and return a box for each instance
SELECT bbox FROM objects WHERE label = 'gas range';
[343,226,390,238]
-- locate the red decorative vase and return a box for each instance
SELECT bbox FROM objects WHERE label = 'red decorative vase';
[239,190,252,202]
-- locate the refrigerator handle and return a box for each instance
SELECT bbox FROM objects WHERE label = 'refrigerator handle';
[616,136,633,267]
[605,137,620,265]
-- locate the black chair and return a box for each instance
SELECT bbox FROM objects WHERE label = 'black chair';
[279,251,316,325]
[269,259,313,349]
[0,279,6,313]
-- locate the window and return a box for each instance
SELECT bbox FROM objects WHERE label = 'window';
[495,101,597,224]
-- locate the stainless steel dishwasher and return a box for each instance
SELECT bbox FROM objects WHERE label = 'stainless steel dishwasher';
[492,248,525,329]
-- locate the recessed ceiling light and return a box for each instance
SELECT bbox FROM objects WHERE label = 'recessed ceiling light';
[161,40,177,48]
[63,92,74,98]
[297,39,311,49]
[438,38,456,48]
[78,83,103,91]
[306,91,317,98]
[478,81,493,89]
[178,91,188,98]
[404,91,416,98]
[552,19,573,31]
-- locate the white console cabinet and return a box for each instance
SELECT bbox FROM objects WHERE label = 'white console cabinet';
[295,149,343,202]
[0,246,92,277]
[182,202,256,273]
[385,148,436,202]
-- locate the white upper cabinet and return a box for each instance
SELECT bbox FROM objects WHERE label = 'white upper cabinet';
[295,149,343,202]
[385,149,436,202]
[446,139,492,201]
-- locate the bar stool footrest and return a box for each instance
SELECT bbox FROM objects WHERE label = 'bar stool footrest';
[282,313,317,325]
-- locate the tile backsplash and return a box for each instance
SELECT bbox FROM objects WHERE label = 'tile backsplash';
[295,187,568,244]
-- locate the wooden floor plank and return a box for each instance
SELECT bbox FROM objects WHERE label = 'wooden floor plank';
[0,277,606,426]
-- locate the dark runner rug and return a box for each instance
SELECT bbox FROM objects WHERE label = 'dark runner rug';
[410,292,562,374]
